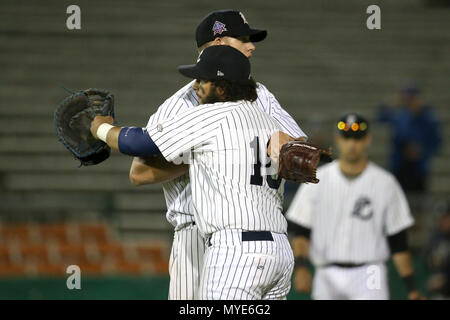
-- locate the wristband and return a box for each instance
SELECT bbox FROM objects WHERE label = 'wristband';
[402,275,416,293]
[294,257,312,269]
[97,123,114,142]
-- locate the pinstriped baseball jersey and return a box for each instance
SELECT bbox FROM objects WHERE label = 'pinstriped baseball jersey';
[286,160,415,266]
[146,80,306,231]
[147,99,288,236]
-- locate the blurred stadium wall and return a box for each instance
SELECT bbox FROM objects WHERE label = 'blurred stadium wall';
[0,0,448,299]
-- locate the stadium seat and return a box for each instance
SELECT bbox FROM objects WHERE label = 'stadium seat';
[136,244,168,274]
[0,222,172,276]
[0,224,33,244]
[136,245,164,262]
[113,261,142,275]
[79,224,109,244]
[19,244,49,265]
[39,224,69,244]
[96,243,126,264]
[0,264,26,276]
[76,262,104,275]
[35,263,65,276]
[0,245,10,266]
[58,243,90,265]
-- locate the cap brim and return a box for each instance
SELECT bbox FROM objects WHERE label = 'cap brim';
[338,130,368,139]
[178,64,208,80]
[249,29,267,42]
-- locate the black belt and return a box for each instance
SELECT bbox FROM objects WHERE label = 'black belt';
[206,231,274,247]
[326,262,367,268]
[242,231,274,242]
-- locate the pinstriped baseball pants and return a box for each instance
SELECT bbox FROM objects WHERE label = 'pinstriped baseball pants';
[199,229,294,300]
[168,223,206,300]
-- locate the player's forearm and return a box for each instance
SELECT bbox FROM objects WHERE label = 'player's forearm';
[98,125,144,154]
[388,230,422,297]
[392,251,414,277]
[267,131,306,157]
[393,251,421,296]
[292,236,310,258]
[130,156,188,186]
[292,236,313,274]
[105,126,121,151]
[91,116,162,157]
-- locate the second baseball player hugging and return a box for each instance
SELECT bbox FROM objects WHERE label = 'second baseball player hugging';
[89,10,307,300]
[90,42,306,298]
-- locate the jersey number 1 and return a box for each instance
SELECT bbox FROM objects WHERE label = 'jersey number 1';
[250,136,282,190]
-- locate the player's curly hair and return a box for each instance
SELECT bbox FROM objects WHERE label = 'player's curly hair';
[210,77,257,103]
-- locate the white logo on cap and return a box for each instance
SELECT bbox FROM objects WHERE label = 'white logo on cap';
[239,12,248,25]
[217,70,224,77]
[347,114,357,124]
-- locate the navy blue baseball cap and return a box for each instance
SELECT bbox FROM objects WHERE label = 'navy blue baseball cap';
[196,10,267,48]
[337,113,370,139]
[178,45,251,83]
[401,82,421,96]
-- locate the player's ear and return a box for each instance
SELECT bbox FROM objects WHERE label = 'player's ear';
[215,85,225,98]
[193,80,200,91]
[213,37,224,45]
[363,134,372,145]
[364,134,372,146]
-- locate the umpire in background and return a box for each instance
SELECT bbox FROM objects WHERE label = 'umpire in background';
[286,113,425,300]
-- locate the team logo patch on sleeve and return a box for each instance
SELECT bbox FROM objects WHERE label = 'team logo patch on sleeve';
[212,21,227,35]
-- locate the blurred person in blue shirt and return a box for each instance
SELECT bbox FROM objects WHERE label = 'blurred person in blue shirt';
[426,201,450,299]
[377,82,442,193]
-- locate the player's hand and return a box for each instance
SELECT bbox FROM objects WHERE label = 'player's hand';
[268,131,293,159]
[90,115,114,139]
[268,132,306,165]
[408,290,426,300]
[294,266,312,293]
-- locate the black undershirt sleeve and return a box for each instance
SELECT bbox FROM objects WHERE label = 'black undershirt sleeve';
[288,222,311,240]
[387,229,409,253]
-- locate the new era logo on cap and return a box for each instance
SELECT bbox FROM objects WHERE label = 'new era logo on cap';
[178,45,251,83]
[212,21,227,35]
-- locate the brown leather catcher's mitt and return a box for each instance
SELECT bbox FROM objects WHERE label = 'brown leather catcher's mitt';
[278,141,332,183]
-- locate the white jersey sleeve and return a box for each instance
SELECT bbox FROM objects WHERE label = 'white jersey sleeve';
[285,183,317,229]
[142,81,199,232]
[256,83,307,139]
[146,80,198,127]
[384,177,415,235]
[147,102,235,162]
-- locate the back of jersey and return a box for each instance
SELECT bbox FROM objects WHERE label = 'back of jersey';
[189,100,286,236]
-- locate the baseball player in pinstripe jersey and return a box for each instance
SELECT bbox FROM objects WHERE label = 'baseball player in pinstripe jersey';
[286,113,425,300]
[90,45,301,299]
[127,10,306,299]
